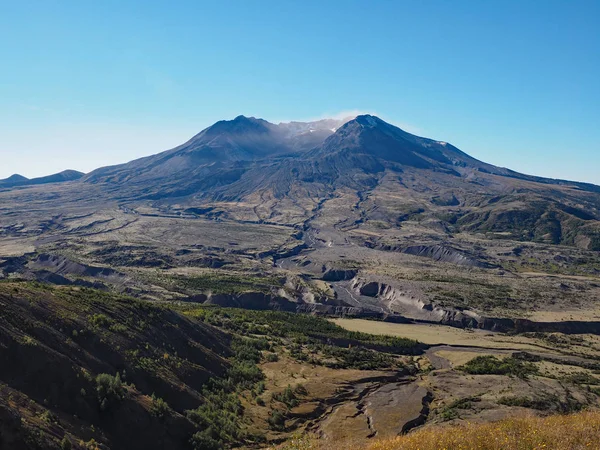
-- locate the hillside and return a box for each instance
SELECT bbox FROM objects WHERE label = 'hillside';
[0,281,427,449]
[3,282,600,449]
[0,282,232,449]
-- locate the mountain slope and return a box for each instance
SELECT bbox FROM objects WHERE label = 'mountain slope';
[0,282,232,449]
[83,116,350,186]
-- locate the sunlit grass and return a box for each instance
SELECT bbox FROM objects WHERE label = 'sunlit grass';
[278,410,600,450]
[367,411,600,449]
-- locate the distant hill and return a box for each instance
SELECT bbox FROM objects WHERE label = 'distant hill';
[1,174,29,184]
[0,170,85,188]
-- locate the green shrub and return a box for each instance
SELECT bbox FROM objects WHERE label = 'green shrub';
[89,313,112,328]
[268,409,286,431]
[459,356,538,378]
[190,430,222,450]
[265,352,279,362]
[562,372,600,385]
[498,396,554,410]
[272,385,299,409]
[437,396,481,421]
[186,386,246,448]
[254,381,265,395]
[590,387,600,396]
[229,361,264,388]
[96,373,125,411]
[60,437,72,450]
[40,410,57,424]
[150,393,169,419]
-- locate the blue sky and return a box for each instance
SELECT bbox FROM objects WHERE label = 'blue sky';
[1,0,599,182]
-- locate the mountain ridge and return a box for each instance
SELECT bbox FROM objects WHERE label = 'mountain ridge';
[0,170,85,188]
[83,114,600,195]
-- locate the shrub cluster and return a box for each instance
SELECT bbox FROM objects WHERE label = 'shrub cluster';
[95,373,125,411]
[459,356,538,379]
[185,336,267,449]
[185,307,420,353]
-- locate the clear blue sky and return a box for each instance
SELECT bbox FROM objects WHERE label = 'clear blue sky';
[1,0,599,183]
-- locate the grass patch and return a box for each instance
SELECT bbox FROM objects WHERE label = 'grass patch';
[359,410,600,450]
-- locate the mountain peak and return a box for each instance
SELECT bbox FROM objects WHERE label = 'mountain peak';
[81,112,600,203]
[335,114,390,135]
[3,174,29,182]
[56,169,85,178]
[354,114,382,127]
[204,115,272,137]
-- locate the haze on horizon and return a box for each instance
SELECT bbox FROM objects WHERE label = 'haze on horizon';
[1,1,598,184]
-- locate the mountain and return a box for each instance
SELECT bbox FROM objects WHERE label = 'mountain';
[85,114,600,195]
[84,116,351,183]
[78,114,600,250]
[83,115,352,198]
[0,174,29,186]
[0,170,85,188]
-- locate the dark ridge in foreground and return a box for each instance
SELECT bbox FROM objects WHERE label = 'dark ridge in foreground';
[0,282,229,449]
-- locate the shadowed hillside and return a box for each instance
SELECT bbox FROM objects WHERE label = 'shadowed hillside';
[0,282,233,450]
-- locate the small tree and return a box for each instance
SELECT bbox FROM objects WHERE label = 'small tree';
[268,409,286,431]
[150,393,169,419]
[60,437,72,450]
[96,373,125,411]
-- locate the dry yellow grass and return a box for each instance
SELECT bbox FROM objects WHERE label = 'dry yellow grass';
[331,318,545,351]
[366,411,600,450]
[276,410,600,450]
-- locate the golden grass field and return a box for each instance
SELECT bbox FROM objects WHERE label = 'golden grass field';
[331,318,545,351]
[277,410,600,450]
